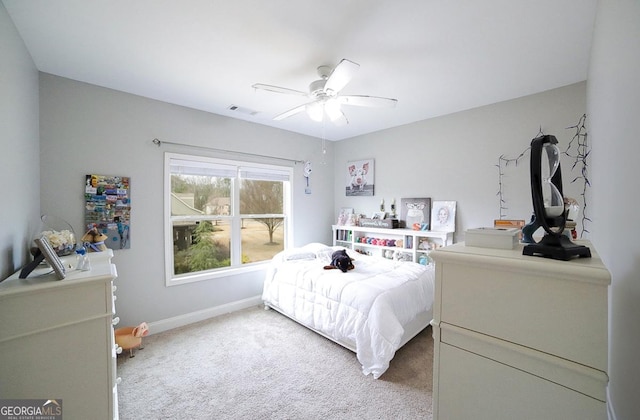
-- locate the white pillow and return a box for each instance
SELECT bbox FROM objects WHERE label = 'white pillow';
[283,251,317,261]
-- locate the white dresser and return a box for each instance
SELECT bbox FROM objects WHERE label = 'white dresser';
[0,250,119,420]
[430,242,610,420]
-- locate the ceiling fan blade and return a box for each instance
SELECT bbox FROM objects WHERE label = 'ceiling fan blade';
[252,83,307,97]
[338,95,398,108]
[273,104,307,121]
[324,59,360,94]
[332,111,349,126]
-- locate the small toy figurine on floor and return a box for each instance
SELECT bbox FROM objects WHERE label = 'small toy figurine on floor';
[115,322,149,358]
[82,227,108,252]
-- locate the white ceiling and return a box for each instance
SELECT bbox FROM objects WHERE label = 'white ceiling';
[3,0,597,141]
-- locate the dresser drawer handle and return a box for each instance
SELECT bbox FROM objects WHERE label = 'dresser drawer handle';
[116,345,123,354]
[112,316,120,326]
[112,285,117,293]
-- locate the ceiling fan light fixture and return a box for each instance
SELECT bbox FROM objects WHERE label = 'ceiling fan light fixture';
[325,98,342,121]
[254,58,396,126]
[306,102,324,122]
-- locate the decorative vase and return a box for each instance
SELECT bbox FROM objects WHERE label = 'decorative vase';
[35,214,77,257]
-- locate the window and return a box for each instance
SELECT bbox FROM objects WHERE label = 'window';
[164,153,292,286]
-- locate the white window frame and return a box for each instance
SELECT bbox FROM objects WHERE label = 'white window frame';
[164,152,293,286]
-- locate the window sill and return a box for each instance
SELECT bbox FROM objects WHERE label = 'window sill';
[166,261,269,287]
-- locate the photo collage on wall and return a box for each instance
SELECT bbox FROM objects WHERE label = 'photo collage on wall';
[84,174,131,250]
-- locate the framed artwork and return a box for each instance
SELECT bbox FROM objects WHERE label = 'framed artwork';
[345,158,374,196]
[400,197,431,229]
[85,174,131,250]
[431,201,457,232]
[34,236,66,280]
[372,212,387,220]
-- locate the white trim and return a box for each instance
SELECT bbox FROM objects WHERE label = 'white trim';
[146,295,263,334]
[167,262,267,287]
[607,386,617,420]
[163,152,293,286]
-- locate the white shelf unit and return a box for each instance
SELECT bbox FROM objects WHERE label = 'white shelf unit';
[332,224,453,264]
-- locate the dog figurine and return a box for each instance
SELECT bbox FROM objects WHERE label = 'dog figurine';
[348,162,369,192]
[82,227,108,252]
[324,249,354,273]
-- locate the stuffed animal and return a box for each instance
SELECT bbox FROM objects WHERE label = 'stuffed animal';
[82,227,108,252]
[323,249,355,273]
[115,322,149,358]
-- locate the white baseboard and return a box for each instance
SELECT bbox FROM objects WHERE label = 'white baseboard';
[607,386,617,420]
[147,295,263,334]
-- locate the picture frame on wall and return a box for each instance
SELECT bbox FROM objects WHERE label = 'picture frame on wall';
[400,197,431,229]
[431,200,457,232]
[372,212,387,220]
[345,158,374,196]
[85,174,131,250]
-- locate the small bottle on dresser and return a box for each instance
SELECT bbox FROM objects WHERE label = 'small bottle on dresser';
[75,247,91,271]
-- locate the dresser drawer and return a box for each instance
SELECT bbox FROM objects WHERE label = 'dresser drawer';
[0,280,112,340]
[436,342,606,420]
[438,322,608,401]
[437,259,608,371]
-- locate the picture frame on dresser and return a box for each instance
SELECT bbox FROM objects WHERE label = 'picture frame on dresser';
[34,236,67,280]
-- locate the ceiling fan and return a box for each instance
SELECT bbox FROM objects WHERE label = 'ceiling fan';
[252,59,397,125]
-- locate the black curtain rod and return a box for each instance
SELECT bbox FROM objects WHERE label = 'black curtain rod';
[152,138,303,164]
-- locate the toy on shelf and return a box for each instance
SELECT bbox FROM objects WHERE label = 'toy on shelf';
[355,236,404,248]
[115,322,149,358]
[82,227,108,252]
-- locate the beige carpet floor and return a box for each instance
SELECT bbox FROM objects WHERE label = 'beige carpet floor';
[117,305,434,419]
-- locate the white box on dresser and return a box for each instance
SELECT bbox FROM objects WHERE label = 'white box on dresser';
[0,250,119,420]
[430,241,610,420]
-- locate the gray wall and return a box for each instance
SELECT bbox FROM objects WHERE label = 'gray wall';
[334,82,588,241]
[588,0,640,419]
[38,74,335,328]
[0,2,40,279]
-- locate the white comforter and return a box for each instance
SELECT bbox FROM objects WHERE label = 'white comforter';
[262,243,434,379]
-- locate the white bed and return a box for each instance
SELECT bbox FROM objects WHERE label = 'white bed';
[262,243,435,379]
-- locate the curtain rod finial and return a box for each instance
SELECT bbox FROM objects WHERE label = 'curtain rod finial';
[153,138,161,147]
